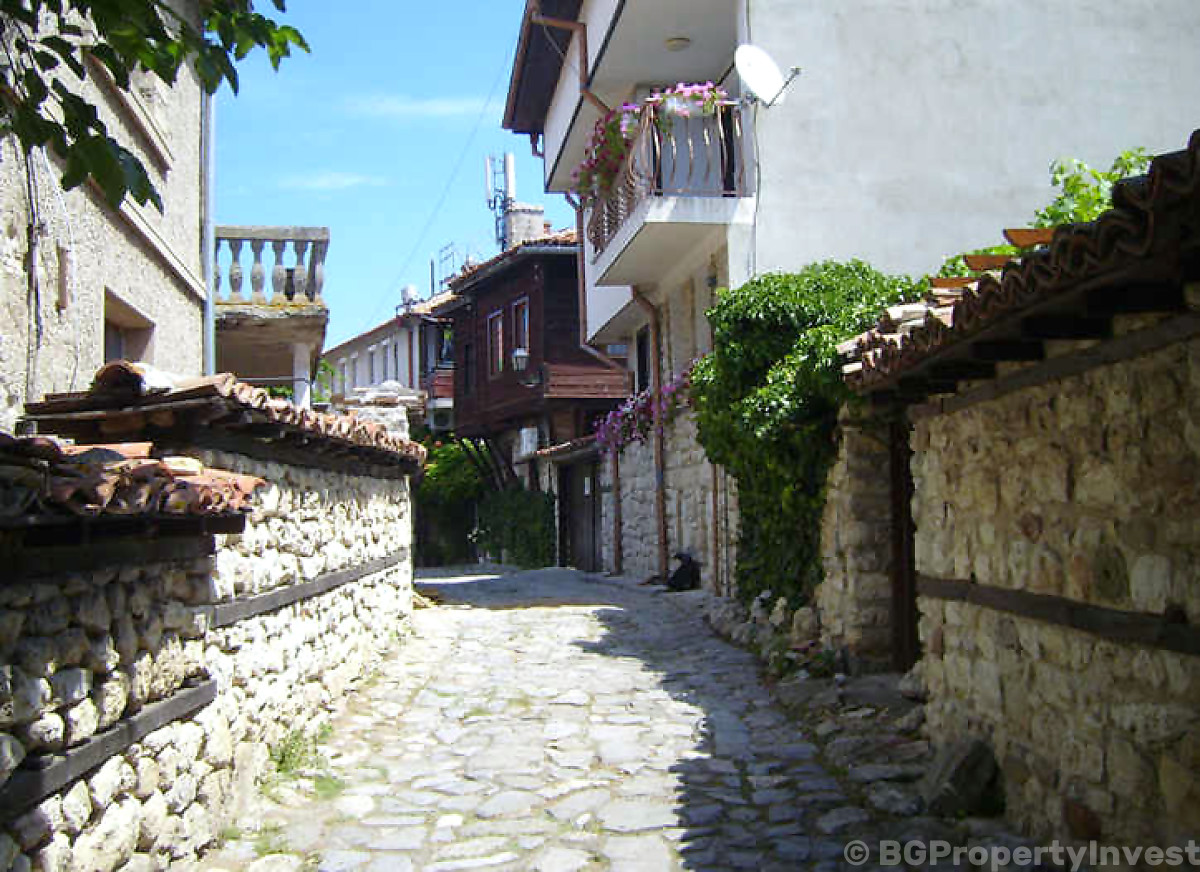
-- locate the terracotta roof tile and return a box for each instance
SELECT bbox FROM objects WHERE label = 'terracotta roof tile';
[29,362,427,468]
[0,434,263,523]
[447,230,577,291]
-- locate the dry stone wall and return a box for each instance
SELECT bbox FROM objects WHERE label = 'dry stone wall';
[0,454,413,871]
[912,337,1200,846]
[815,408,895,668]
[604,412,736,593]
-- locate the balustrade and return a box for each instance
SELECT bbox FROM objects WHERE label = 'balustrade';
[586,102,746,258]
[214,226,329,305]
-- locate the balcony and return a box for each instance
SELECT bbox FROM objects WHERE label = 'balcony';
[213,226,330,407]
[585,102,752,286]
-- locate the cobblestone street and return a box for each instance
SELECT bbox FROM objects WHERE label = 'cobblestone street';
[186,566,888,871]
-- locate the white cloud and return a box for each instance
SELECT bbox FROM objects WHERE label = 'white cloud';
[345,94,490,120]
[278,172,389,191]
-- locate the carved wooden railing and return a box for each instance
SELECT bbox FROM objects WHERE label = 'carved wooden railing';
[586,102,745,258]
[214,226,330,305]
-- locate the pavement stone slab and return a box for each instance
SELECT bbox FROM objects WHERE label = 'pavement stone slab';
[174,566,1010,872]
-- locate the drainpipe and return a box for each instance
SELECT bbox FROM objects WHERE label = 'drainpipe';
[201,91,216,375]
[631,287,668,581]
[611,447,623,574]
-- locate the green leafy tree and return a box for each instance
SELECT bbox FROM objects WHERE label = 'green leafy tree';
[691,262,919,605]
[0,0,307,208]
[415,438,484,566]
[1033,147,1151,228]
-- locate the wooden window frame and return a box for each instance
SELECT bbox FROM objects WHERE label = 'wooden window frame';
[487,310,505,378]
[512,297,529,354]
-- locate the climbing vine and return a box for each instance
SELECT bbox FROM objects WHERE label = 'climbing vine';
[690,262,920,606]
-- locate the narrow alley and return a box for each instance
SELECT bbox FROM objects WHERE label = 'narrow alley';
[190,568,878,872]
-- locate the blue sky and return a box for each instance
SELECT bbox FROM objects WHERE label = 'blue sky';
[216,1,572,347]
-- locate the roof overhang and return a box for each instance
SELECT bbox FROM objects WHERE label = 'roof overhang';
[503,0,583,134]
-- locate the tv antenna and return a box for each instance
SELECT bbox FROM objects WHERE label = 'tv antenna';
[735,44,801,107]
[485,153,516,249]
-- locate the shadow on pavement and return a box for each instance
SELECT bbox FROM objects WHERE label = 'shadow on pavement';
[415,567,846,871]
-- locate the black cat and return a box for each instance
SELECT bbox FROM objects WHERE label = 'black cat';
[666,551,700,592]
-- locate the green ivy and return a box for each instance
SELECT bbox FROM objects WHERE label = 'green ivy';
[474,487,556,569]
[691,262,920,606]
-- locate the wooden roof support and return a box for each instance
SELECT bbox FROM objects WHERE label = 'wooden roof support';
[1022,315,1112,340]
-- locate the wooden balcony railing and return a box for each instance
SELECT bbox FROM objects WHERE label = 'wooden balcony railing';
[587,102,746,258]
[214,226,329,305]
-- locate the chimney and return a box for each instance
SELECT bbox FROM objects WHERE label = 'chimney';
[504,203,547,248]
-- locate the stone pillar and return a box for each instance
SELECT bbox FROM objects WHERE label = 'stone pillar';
[293,342,312,409]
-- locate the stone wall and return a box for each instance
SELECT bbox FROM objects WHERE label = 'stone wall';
[0,20,207,432]
[603,411,737,594]
[814,408,895,668]
[0,455,413,870]
[912,337,1200,846]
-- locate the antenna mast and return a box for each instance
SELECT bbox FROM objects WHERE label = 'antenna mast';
[486,153,516,250]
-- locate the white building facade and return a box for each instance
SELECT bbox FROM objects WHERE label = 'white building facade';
[504,0,1200,589]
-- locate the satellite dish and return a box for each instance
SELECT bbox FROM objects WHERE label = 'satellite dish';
[735,44,797,107]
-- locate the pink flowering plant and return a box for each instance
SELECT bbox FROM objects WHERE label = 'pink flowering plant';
[571,82,729,207]
[596,364,694,455]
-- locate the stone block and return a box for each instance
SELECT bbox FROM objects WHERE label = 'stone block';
[61,780,93,835]
[25,598,69,637]
[15,638,58,679]
[30,832,71,872]
[49,668,91,708]
[56,629,90,669]
[1129,554,1173,613]
[1106,736,1156,797]
[93,674,130,731]
[123,653,153,712]
[137,791,167,852]
[12,796,62,851]
[73,797,141,872]
[90,756,133,808]
[920,738,999,816]
[0,732,26,785]
[20,712,65,752]
[64,698,100,746]
[110,615,137,669]
[74,592,112,633]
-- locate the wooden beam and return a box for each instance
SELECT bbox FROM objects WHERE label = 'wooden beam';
[0,680,217,821]
[1022,315,1112,340]
[206,548,409,628]
[970,340,1045,362]
[917,310,1200,419]
[917,575,1200,658]
[927,361,997,382]
[1085,284,1184,316]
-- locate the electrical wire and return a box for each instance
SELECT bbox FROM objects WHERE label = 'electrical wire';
[351,49,515,338]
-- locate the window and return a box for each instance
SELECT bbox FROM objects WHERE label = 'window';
[394,340,403,385]
[103,291,153,363]
[340,361,349,394]
[487,311,504,377]
[512,298,529,353]
[368,348,375,384]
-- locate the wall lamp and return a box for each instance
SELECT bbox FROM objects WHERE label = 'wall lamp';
[511,347,543,388]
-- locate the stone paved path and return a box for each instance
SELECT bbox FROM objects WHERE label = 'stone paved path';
[191,567,868,871]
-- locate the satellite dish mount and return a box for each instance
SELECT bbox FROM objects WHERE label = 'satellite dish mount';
[735,44,800,108]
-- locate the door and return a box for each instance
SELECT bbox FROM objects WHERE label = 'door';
[560,459,600,572]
